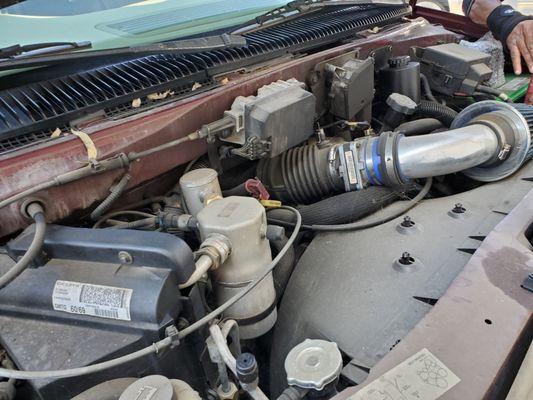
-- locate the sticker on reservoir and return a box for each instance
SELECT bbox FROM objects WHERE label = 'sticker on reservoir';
[348,348,460,400]
[52,280,133,321]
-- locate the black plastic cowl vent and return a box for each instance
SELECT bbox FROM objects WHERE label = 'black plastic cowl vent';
[0,4,410,152]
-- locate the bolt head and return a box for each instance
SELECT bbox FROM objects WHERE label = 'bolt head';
[401,216,415,227]
[399,252,415,265]
[452,203,466,214]
[118,251,133,264]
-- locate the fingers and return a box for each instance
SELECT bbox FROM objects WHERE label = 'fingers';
[526,24,533,73]
[469,3,487,25]
[516,40,533,74]
[507,22,533,75]
[509,43,522,75]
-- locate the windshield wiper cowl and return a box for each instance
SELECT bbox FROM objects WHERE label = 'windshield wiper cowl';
[0,34,246,72]
[0,41,92,60]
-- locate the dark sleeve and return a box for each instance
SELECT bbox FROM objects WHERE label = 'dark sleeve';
[487,5,532,50]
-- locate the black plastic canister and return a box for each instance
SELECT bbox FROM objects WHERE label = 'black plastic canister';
[379,56,421,103]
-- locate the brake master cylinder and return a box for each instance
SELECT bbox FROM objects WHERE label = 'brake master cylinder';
[196,196,276,339]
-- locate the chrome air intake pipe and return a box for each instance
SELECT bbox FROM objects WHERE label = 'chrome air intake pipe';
[259,101,532,203]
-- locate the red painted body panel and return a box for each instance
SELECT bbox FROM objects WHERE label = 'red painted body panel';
[0,19,458,237]
[409,0,488,38]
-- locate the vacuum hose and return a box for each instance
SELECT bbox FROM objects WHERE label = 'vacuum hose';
[0,202,46,290]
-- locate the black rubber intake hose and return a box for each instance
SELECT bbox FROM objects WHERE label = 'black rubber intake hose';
[268,186,400,226]
[415,100,458,127]
[257,144,340,204]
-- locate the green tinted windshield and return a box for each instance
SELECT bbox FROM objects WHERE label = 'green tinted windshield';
[0,0,289,50]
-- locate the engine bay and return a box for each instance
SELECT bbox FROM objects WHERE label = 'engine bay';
[0,6,532,400]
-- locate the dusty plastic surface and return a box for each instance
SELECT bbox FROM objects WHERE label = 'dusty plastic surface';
[460,32,505,88]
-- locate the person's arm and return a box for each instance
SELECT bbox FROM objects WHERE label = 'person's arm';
[467,0,533,75]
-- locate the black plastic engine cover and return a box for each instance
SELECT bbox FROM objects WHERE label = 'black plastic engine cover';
[0,226,204,399]
[7,225,195,284]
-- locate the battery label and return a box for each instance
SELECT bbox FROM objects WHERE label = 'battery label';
[52,280,132,321]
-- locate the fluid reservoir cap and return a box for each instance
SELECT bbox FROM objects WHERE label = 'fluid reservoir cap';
[284,339,343,391]
[179,168,218,189]
[119,375,176,400]
[386,93,418,115]
[388,55,411,68]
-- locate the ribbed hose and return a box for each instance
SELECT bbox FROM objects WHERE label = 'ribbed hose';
[268,186,401,225]
[90,174,131,220]
[415,100,458,127]
[513,103,533,160]
[257,144,340,204]
[297,186,400,224]
[282,145,334,203]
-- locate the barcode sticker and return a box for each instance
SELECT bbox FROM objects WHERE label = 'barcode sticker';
[52,280,132,321]
[344,150,358,185]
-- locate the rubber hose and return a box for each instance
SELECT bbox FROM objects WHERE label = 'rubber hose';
[276,386,308,400]
[90,174,131,220]
[107,217,156,230]
[222,183,248,197]
[0,382,15,400]
[0,204,46,290]
[270,234,296,299]
[476,85,512,102]
[420,73,438,103]
[72,378,137,400]
[395,118,444,136]
[415,100,458,127]
[268,186,400,226]
[267,178,432,232]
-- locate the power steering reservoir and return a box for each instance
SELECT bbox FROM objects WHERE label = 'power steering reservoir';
[196,196,276,339]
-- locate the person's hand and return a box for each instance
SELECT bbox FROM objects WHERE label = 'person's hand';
[506,20,533,75]
[468,0,500,25]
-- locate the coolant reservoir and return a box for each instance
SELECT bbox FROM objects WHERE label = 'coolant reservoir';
[196,196,276,339]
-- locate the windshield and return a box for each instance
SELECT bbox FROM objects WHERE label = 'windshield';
[0,0,290,51]
[0,0,143,16]
[0,0,290,17]
[0,1,406,54]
